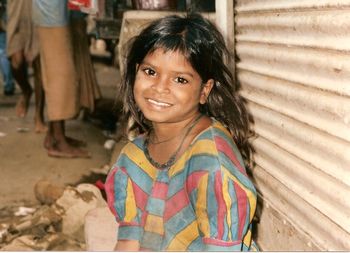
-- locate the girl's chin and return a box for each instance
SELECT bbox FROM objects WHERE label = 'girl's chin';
[143,115,170,123]
[141,111,177,123]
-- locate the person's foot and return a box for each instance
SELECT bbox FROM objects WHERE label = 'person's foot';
[15,90,32,118]
[47,147,91,159]
[47,141,91,159]
[35,120,48,133]
[44,135,86,149]
[44,135,53,149]
[66,136,87,147]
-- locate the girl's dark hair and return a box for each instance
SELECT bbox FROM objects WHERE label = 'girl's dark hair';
[118,13,254,166]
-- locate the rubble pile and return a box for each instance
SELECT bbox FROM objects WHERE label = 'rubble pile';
[0,180,108,251]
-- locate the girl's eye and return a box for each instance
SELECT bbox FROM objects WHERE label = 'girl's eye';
[143,68,156,76]
[174,77,188,84]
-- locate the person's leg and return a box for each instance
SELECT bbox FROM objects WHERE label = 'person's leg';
[0,32,15,95]
[62,121,87,147]
[10,50,32,117]
[44,120,86,148]
[32,56,47,133]
[45,120,90,158]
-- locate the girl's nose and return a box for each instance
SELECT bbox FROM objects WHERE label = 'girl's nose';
[151,76,170,93]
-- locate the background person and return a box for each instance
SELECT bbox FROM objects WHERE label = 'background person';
[32,0,89,158]
[6,0,46,132]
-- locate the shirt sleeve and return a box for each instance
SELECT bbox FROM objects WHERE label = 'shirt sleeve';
[194,168,257,251]
[105,166,143,242]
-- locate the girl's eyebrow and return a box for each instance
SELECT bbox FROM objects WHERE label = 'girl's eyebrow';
[139,61,155,68]
[140,60,194,77]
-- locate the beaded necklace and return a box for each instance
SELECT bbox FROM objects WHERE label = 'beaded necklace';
[144,114,203,169]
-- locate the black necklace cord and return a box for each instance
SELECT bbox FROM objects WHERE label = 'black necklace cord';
[144,114,204,169]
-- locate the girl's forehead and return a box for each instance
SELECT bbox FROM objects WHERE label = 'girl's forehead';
[144,48,189,64]
[147,47,183,56]
[142,48,200,77]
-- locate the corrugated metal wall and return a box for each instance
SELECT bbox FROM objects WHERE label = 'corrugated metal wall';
[234,0,350,250]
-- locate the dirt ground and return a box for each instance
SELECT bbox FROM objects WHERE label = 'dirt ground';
[0,60,121,208]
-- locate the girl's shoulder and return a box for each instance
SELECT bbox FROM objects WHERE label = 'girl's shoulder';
[190,118,245,166]
[192,117,234,145]
[120,134,146,151]
[112,135,146,164]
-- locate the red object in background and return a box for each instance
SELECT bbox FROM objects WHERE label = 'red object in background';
[68,0,98,14]
[68,0,90,10]
[95,179,105,190]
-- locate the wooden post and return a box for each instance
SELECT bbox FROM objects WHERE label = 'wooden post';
[215,0,235,71]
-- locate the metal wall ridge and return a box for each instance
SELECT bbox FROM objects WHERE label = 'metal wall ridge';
[238,71,350,142]
[236,43,350,75]
[248,103,350,186]
[241,86,350,143]
[239,70,350,116]
[235,11,350,51]
[235,36,350,53]
[236,9,350,26]
[238,61,350,96]
[253,138,350,233]
[236,44,350,96]
[254,166,350,250]
[253,137,350,208]
[236,0,350,13]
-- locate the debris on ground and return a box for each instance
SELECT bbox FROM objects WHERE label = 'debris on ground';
[0,180,108,251]
[14,207,36,216]
[103,139,116,150]
[16,127,30,133]
[89,163,110,175]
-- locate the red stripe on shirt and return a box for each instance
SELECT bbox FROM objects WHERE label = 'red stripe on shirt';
[186,170,208,194]
[214,170,225,240]
[203,237,241,246]
[164,188,189,221]
[233,181,248,239]
[214,136,247,176]
[141,211,148,227]
[132,181,148,211]
[151,181,168,200]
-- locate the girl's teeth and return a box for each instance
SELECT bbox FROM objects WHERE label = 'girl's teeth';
[148,99,171,107]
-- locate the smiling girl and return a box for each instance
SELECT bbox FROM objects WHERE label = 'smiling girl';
[105,13,258,251]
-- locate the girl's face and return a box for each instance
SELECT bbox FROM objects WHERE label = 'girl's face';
[133,48,213,125]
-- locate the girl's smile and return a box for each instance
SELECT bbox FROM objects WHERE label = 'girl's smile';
[133,48,213,124]
[146,98,172,108]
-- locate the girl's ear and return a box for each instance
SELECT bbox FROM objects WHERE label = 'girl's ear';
[199,79,214,104]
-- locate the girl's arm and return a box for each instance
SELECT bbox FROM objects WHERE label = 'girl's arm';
[105,166,142,251]
[114,240,140,251]
[195,169,257,251]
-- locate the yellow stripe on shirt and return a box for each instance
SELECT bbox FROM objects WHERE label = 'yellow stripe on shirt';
[125,177,137,222]
[169,139,218,177]
[167,220,200,251]
[195,173,210,238]
[123,143,157,180]
[222,171,233,240]
[222,166,257,221]
[144,214,164,235]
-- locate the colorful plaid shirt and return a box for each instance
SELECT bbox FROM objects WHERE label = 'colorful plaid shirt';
[105,119,257,251]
